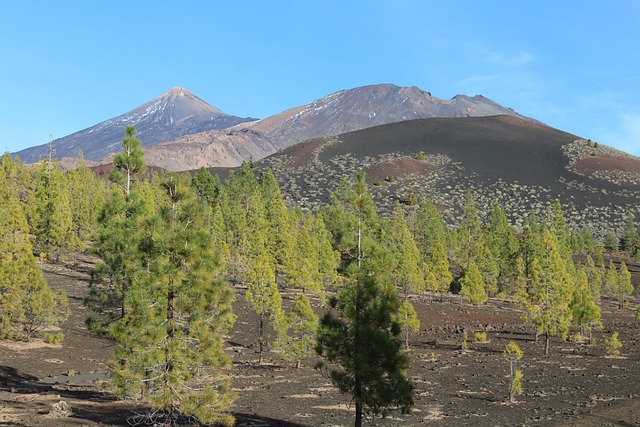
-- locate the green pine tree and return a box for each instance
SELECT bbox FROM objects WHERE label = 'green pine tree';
[0,185,69,341]
[109,174,235,426]
[460,260,488,305]
[85,127,150,333]
[109,126,146,202]
[410,197,447,259]
[615,262,634,309]
[603,231,619,253]
[424,240,452,296]
[32,158,80,260]
[278,293,318,368]
[387,201,424,298]
[570,270,601,344]
[191,166,220,207]
[397,299,420,350]
[245,252,285,364]
[521,231,573,356]
[67,151,105,244]
[316,260,414,426]
[621,214,638,255]
[604,259,618,298]
[583,255,603,304]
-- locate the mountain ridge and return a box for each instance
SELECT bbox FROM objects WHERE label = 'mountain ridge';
[138,83,538,170]
[15,83,543,170]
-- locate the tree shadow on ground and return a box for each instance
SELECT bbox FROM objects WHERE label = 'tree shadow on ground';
[234,413,306,426]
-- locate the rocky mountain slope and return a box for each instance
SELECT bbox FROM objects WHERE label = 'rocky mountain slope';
[14,88,256,163]
[140,84,535,170]
[245,84,533,148]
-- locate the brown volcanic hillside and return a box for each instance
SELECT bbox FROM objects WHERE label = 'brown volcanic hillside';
[254,115,640,235]
[136,84,535,170]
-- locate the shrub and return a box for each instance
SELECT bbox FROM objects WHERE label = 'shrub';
[605,332,622,356]
[473,331,487,342]
[42,331,64,344]
[461,331,468,351]
[50,400,71,417]
[571,332,586,343]
[416,151,426,161]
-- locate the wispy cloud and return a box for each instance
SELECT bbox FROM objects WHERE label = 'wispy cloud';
[600,114,640,156]
[485,51,535,67]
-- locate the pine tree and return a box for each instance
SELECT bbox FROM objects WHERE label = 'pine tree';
[278,293,318,368]
[245,251,285,364]
[317,172,413,426]
[32,158,80,260]
[603,231,619,253]
[546,200,572,261]
[583,255,603,304]
[570,270,601,343]
[109,174,235,426]
[460,260,488,305]
[110,126,146,202]
[410,198,446,259]
[424,240,452,296]
[520,212,543,280]
[397,300,420,350]
[316,260,414,426]
[454,192,498,297]
[521,231,573,356]
[312,213,340,290]
[604,259,618,298]
[485,201,520,294]
[191,166,220,207]
[321,172,381,269]
[615,262,634,309]
[0,184,69,341]
[503,341,523,403]
[286,213,326,299]
[605,332,622,356]
[620,214,638,255]
[456,190,483,265]
[386,201,423,298]
[67,151,105,244]
[85,127,150,333]
[260,168,294,279]
[210,203,231,278]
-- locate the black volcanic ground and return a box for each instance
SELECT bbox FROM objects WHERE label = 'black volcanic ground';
[318,115,574,186]
[253,115,640,235]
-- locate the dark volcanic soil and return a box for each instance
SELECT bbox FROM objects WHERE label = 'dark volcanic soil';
[1,258,639,426]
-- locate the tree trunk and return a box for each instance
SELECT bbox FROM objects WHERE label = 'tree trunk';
[258,313,264,364]
[545,332,550,357]
[355,399,363,427]
[166,279,175,422]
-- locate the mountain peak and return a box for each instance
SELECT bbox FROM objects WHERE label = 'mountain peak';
[14,88,256,163]
[163,87,193,98]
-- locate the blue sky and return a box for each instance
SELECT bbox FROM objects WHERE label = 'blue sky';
[1,1,639,156]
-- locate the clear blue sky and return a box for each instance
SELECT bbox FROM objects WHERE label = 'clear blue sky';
[1,1,639,156]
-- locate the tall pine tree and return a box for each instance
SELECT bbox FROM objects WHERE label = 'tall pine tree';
[110,174,236,426]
